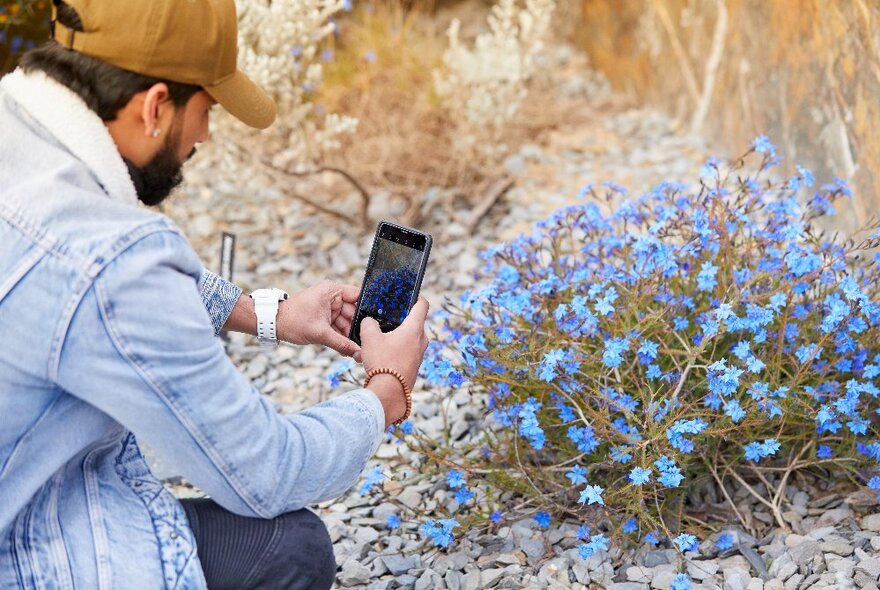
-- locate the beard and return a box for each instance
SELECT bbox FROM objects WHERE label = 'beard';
[124,125,196,207]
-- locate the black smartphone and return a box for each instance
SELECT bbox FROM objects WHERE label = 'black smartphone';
[349,221,432,346]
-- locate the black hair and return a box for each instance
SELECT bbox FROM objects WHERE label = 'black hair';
[18,1,201,121]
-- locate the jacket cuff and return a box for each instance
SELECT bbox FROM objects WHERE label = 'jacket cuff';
[341,388,386,457]
[198,269,243,335]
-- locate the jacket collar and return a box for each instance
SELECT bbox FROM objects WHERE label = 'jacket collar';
[0,68,138,205]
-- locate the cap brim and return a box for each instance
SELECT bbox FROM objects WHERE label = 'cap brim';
[204,69,277,130]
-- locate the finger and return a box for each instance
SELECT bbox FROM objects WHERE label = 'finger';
[360,317,381,346]
[324,328,361,358]
[333,315,352,335]
[329,290,343,314]
[340,284,360,304]
[353,350,362,363]
[340,302,356,320]
[400,297,430,330]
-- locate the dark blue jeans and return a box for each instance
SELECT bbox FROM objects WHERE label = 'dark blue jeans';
[180,498,336,590]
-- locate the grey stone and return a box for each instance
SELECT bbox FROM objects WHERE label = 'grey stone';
[746,580,764,590]
[789,541,822,567]
[863,514,880,533]
[764,580,784,590]
[724,567,752,590]
[797,574,820,590]
[339,559,372,587]
[821,538,854,556]
[855,571,878,590]
[644,550,676,567]
[770,555,794,578]
[444,570,462,590]
[777,563,798,582]
[610,584,650,590]
[398,487,422,510]
[460,571,481,590]
[807,527,839,541]
[520,538,546,560]
[480,568,506,587]
[652,569,677,590]
[740,544,770,579]
[857,558,880,580]
[627,566,653,583]
[381,554,422,576]
[414,569,440,590]
[688,560,721,581]
[783,573,804,590]
[572,559,591,585]
[828,556,855,578]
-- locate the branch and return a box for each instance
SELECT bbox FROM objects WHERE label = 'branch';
[690,0,728,133]
[650,0,701,106]
[464,176,515,234]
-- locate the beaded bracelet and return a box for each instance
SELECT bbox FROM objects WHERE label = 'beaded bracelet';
[364,367,412,426]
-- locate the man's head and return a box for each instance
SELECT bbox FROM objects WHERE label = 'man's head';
[18,0,276,206]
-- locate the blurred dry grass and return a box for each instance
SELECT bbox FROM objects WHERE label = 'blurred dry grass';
[317,0,581,224]
[577,0,880,233]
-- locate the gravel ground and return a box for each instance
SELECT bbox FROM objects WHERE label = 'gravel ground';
[153,45,880,589]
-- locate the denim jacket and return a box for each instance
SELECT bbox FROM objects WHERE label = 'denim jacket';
[0,69,385,589]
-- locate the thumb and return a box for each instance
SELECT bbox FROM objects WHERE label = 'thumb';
[360,317,381,345]
[324,328,361,359]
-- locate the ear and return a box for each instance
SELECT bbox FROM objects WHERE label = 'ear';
[139,83,171,138]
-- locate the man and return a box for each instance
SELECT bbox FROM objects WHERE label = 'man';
[0,0,429,588]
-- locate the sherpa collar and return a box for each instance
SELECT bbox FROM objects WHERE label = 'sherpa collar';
[0,68,138,205]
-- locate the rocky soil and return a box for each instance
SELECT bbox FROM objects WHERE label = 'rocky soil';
[154,44,880,590]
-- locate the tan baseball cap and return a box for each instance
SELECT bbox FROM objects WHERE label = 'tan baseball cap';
[52,0,277,129]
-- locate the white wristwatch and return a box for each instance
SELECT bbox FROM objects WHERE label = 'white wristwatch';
[249,288,289,348]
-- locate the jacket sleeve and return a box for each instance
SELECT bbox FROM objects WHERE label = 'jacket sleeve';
[56,230,385,518]
[198,268,242,335]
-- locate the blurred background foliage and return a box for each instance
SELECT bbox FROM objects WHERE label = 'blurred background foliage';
[2,0,879,233]
[575,0,880,233]
[0,0,49,73]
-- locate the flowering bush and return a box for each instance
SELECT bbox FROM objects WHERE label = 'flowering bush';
[407,137,880,555]
[433,0,555,162]
[190,0,357,188]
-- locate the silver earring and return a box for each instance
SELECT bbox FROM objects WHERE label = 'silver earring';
[152,128,161,138]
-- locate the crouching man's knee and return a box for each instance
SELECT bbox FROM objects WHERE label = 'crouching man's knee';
[249,508,336,590]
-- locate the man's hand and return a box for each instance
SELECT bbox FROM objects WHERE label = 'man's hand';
[276,280,362,361]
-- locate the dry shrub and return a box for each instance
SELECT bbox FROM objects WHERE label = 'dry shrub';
[316,0,578,224]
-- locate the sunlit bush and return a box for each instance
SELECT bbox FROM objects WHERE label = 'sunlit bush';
[434,0,555,162]
[404,137,880,557]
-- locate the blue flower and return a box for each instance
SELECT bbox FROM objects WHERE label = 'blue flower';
[534,512,551,529]
[744,438,781,462]
[419,518,460,548]
[817,445,833,459]
[386,514,401,529]
[566,465,588,486]
[518,398,546,449]
[454,488,474,503]
[359,466,384,496]
[578,485,605,506]
[671,574,692,590]
[603,337,630,368]
[447,469,466,489]
[623,517,638,534]
[752,134,777,157]
[490,511,503,524]
[715,532,734,550]
[628,466,652,486]
[697,262,719,292]
[578,533,610,559]
[673,533,699,552]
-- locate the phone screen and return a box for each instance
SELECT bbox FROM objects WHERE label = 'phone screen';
[350,223,429,344]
